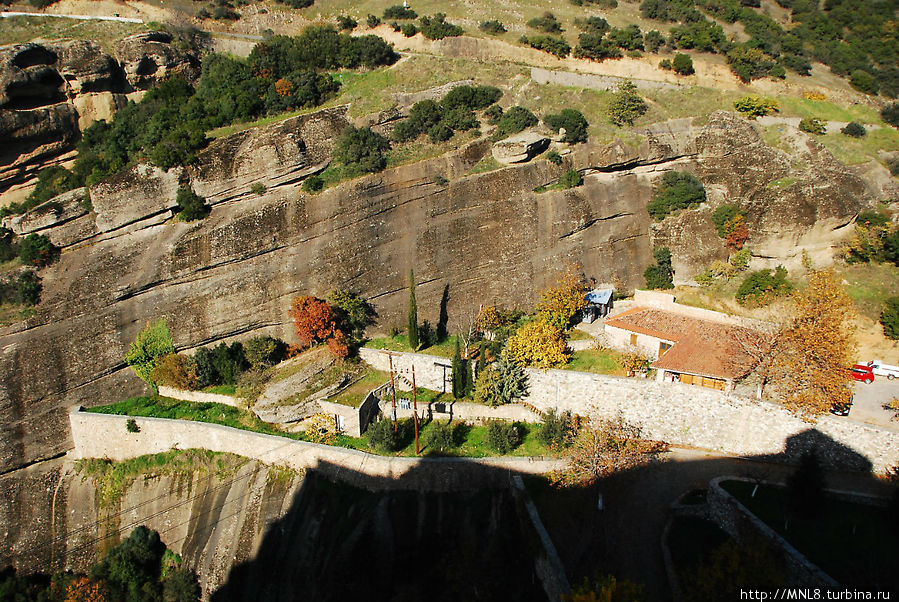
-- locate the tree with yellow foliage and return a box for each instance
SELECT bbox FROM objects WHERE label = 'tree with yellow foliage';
[506,319,570,369]
[536,265,589,330]
[65,577,108,602]
[769,270,856,415]
[304,412,339,444]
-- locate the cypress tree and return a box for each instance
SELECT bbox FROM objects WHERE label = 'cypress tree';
[452,338,463,398]
[408,268,419,350]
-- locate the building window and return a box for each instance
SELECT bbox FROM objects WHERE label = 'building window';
[630,334,637,346]
[659,342,672,355]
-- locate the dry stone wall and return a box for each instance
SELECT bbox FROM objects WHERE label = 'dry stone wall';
[360,349,899,473]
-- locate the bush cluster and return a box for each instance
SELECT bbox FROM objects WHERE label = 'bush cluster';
[733,95,779,118]
[175,186,210,221]
[660,53,694,75]
[798,117,826,135]
[544,109,589,143]
[537,409,574,450]
[479,20,506,34]
[647,171,706,219]
[492,106,538,140]
[735,266,792,306]
[383,4,417,19]
[334,126,392,173]
[393,85,501,145]
[418,14,463,40]
[841,122,866,138]
[486,420,520,454]
[557,169,584,189]
[0,271,42,307]
[527,12,563,34]
[519,35,571,58]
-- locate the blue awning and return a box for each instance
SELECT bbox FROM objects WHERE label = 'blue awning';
[585,288,613,304]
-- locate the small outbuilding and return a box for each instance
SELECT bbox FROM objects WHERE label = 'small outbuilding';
[581,288,614,324]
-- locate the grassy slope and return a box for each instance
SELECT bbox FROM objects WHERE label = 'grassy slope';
[0,16,148,53]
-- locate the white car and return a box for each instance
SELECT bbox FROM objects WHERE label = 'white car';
[867,360,899,380]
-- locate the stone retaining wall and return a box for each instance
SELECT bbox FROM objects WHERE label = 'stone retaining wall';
[708,477,840,588]
[69,408,562,492]
[361,349,899,472]
[157,386,239,407]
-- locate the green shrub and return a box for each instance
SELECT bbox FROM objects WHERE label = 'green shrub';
[383,4,417,19]
[333,126,391,173]
[644,30,665,52]
[574,33,623,61]
[883,102,899,128]
[367,416,401,451]
[672,52,694,75]
[401,22,418,36]
[727,45,774,82]
[546,151,563,165]
[647,171,706,219]
[125,319,175,387]
[544,109,589,143]
[558,169,583,189]
[520,35,571,58]
[537,408,573,449]
[15,271,42,305]
[302,175,324,192]
[887,157,899,176]
[336,15,357,30]
[486,420,520,454]
[856,210,890,227]
[735,266,792,306]
[733,95,779,118]
[175,186,210,221]
[250,182,267,195]
[607,80,647,126]
[841,121,866,138]
[18,233,59,268]
[441,85,502,111]
[419,13,462,39]
[126,418,140,433]
[485,104,503,125]
[479,20,506,34]
[243,336,286,369]
[768,64,786,79]
[608,24,644,51]
[711,204,739,237]
[23,165,79,211]
[881,297,899,340]
[366,14,381,28]
[849,69,879,95]
[574,16,610,34]
[425,420,455,452]
[0,227,16,262]
[494,106,538,139]
[798,117,826,135]
[644,247,674,289]
[527,12,563,34]
[659,58,673,70]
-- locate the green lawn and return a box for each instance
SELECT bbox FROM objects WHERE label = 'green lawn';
[836,262,899,320]
[565,348,625,376]
[774,96,884,124]
[722,480,899,591]
[86,395,303,440]
[364,334,462,358]
[202,384,236,396]
[817,127,899,167]
[326,369,389,407]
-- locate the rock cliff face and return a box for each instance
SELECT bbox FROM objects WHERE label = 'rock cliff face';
[0,109,870,478]
[0,457,545,601]
[0,36,198,195]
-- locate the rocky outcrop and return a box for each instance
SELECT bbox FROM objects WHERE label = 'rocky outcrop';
[115,31,200,90]
[0,36,198,195]
[0,110,872,479]
[492,130,551,164]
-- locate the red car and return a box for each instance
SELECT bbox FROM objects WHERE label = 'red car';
[850,364,874,384]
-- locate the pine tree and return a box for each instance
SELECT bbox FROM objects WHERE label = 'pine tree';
[408,268,419,350]
[452,338,464,398]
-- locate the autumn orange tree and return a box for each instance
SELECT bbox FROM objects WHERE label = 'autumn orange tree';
[506,318,570,368]
[288,295,348,358]
[536,265,589,329]
[768,269,857,415]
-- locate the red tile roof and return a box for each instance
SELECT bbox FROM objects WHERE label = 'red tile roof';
[605,308,763,380]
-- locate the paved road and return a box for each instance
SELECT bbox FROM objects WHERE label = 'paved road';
[849,378,899,430]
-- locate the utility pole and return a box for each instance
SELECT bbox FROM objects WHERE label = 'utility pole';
[388,353,398,434]
[412,365,420,455]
